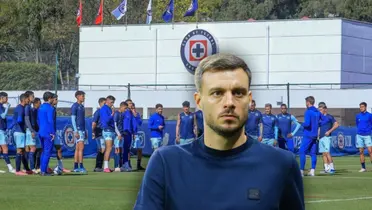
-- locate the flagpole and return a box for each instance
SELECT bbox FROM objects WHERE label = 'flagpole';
[172,0,175,29]
[125,0,128,31]
[196,8,199,28]
[101,0,104,31]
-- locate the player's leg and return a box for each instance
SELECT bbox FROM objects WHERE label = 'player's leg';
[77,131,86,173]
[150,137,161,151]
[299,137,312,176]
[286,138,295,153]
[324,136,335,173]
[25,129,37,172]
[308,139,317,176]
[356,135,366,172]
[0,130,15,173]
[73,141,79,172]
[14,132,27,176]
[121,135,132,172]
[103,131,114,173]
[318,137,329,173]
[40,136,53,176]
[134,135,145,170]
[365,136,372,166]
[94,136,104,172]
[114,136,121,171]
[278,137,286,150]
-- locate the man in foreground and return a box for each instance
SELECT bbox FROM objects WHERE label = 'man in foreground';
[134,54,304,210]
[355,102,372,172]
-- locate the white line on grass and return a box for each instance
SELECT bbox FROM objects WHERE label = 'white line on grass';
[306,197,372,204]
[307,176,372,180]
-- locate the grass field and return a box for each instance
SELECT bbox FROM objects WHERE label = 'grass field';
[1,156,371,210]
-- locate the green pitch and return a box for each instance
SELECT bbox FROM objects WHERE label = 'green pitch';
[0,156,371,210]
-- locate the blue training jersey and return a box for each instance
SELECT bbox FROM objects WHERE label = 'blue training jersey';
[31,107,39,132]
[100,104,115,132]
[71,102,85,131]
[0,103,9,131]
[123,109,133,134]
[38,103,55,137]
[133,112,142,135]
[13,104,26,133]
[261,113,278,139]
[179,112,195,139]
[277,113,300,139]
[92,108,102,137]
[245,109,262,136]
[302,106,321,138]
[148,113,165,138]
[195,110,204,135]
[319,114,336,138]
[356,111,372,136]
[114,110,124,134]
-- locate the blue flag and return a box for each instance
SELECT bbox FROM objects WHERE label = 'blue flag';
[146,0,152,24]
[184,0,198,17]
[111,0,128,20]
[162,0,174,23]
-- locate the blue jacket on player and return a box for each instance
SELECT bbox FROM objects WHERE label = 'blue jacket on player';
[148,113,165,138]
[356,111,372,136]
[302,106,321,138]
[100,104,115,132]
[38,103,55,137]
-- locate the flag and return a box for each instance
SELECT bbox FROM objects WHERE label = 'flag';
[146,0,152,24]
[95,0,103,25]
[184,0,198,17]
[111,0,127,20]
[162,0,174,23]
[76,0,82,27]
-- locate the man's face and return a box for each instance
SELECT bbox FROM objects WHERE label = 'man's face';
[29,95,35,103]
[250,102,256,110]
[281,106,287,114]
[99,100,106,107]
[120,105,126,112]
[156,107,163,115]
[183,106,190,113]
[34,101,41,109]
[127,101,133,109]
[360,104,366,112]
[23,97,30,104]
[194,68,251,137]
[265,106,271,114]
[77,94,85,102]
[53,98,58,106]
[318,107,324,114]
[0,97,8,104]
[106,99,114,107]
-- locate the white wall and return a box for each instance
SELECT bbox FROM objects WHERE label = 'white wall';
[78,19,343,87]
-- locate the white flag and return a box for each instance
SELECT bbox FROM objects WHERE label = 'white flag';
[146,0,152,24]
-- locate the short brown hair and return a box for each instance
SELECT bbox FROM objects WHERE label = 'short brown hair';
[305,96,315,105]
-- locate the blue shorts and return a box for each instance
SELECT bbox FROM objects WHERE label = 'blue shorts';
[132,134,144,149]
[356,135,372,148]
[179,138,195,145]
[150,137,162,149]
[54,133,63,146]
[95,136,105,150]
[262,138,275,146]
[26,129,41,148]
[0,130,6,145]
[103,131,115,141]
[14,132,26,149]
[76,131,88,144]
[319,136,331,153]
[114,135,124,148]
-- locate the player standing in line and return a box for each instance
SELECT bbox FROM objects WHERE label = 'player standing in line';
[113,102,125,172]
[122,102,134,172]
[13,93,32,176]
[176,101,196,145]
[24,91,38,172]
[277,104,301,153]
[100,95,116,173]
[131,103,145,170]
[195,109,204,138]
[318,103,338,174]
[148,104,165,152]
[299,96,321,177]
[31,98,42,173]
[245,100,263,141]
[92,97,106,172]
[355,102,372,172]
[261,103,278,146]
[52,94,70,173]
[71,91,87,173]
[0,92,15,173]
[38,91,56,176]
[125,99,135,169]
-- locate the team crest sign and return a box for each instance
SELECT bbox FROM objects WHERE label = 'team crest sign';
[180,29,218,74]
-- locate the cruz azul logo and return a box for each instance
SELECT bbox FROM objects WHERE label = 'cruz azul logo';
[63,124,76,151]
[180,29,218,74]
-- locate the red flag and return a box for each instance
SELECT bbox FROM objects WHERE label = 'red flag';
[95,0,103,25]
[76,0,83,27]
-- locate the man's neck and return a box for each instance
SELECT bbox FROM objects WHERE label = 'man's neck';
[204,128,246,151]
[76,101,83,104]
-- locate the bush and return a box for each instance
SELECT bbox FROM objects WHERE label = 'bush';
[0,62,54,90]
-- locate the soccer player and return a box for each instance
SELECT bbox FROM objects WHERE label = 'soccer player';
[52,94,70,173]
[318,103,339,174]
[195,109,204,138]
[148,103,165,151]
[24,91,38,172]
[122,102,134,172]
[176,101,196,145]
[31,98,42,173]
[277,103,301,153]
[131,103,145,170]
[13,93,32,176]
[92,97,106,172]
[0,92,15,173]
[100,95,116,173]
[355,102,372,172]
[113,102,125,172]
[134,54,304,210]
[71,91,87,173]
[38,91,56,176]
[245,100,263,141]
[261,103,278,146]
[300,96,321,177]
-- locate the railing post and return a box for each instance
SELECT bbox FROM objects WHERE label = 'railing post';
[287,83,290,112]
[127,83,131,99]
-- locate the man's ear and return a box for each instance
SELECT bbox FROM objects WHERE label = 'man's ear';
[194,91,202,110]
[248,91,252,106]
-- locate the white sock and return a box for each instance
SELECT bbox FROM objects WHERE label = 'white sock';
[324,164,328,171]
[330,162,334,170]
[58,160,63,169]
[310,169,315,174]
[7,164,13,171]
[104,161,109,169]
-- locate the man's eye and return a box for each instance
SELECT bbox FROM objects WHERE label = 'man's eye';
[212,91,222,96]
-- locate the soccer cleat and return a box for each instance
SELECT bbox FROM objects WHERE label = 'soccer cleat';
[93,168,104,172]
[114,168,121,172]
[120,163,132,172]
[359,168,367,172]
[9,169,16,174]
[40,172,53,176]
[137,166,146,171]
[80,168,88,174]
[329,169,335,174]
[25,170,34,175]
[73,168,80,173]
[103,168,112,173]
[32,169,39,174]
[62,168,71,173]
[15,171,28,176]
[47,168,53,173]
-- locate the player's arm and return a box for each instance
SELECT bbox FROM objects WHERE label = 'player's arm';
[301,110,311,128]
[136,113,143,126]
[279,156,305,210]
[123,111,131,133]
[193,114,197,136]
[327,117,339,136]
[175,114,180,138]
[92,111,99,134]
[0,103,10,119]
[47,106,56,136]
[290,115,301,137]
[71,104,78,132]
[148,116,156,129]
[258,113,263,140]
[113,112,121,138]
[133,150,165,210]
[25,106,36,133]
